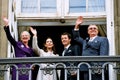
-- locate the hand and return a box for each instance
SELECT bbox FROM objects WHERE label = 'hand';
[74,16,83,29]
[76,16,83,25]
[29,27,37,36]
[71,71,77,76]
[2,16,9,26]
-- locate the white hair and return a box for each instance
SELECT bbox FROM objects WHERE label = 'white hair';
[20,31,31,37]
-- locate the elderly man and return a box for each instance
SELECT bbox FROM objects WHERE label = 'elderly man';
[72,16,109,80]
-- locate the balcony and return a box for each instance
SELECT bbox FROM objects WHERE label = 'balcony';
[0,56,120,80]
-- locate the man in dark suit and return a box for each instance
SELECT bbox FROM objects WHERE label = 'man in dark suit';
[72,16,109,80]
[60,32,80,80]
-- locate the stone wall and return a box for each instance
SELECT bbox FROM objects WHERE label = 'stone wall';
[114,0,120,79]
[0,0,8,58]
[114,0,120,55]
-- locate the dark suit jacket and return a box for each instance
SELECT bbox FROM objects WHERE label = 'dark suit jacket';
[72,30,109,71]
[60,45,79,80]
[64,45,79,56]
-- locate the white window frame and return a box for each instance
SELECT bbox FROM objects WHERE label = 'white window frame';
[16,0,62,18]
[106,0,116,80]
[64,0,106,17]
[16,0,108,18]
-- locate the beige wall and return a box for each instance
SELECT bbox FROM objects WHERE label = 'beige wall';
[114,0,120,55]
[0,0,8,58]
[114,0,120,79]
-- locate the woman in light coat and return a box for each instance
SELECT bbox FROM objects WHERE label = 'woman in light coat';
[30,27,59,80]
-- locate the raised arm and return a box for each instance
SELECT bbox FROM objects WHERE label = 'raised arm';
[2,16,9,26]
[72,16,84,44]
[2,17,17,46]
[29,27,37,37]
[30,27,44,56]
[74,16,83,30]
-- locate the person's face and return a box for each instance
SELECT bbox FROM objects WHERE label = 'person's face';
[20,31,30,43]
[88,25,98,37]
[44,38,54,49]
[61,35,71,47]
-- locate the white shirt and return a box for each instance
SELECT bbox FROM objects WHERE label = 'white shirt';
[89,36,97,42]
[62,44,71,56]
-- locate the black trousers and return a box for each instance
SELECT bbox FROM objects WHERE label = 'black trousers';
[60,68,77,80]
[80,70,109,80]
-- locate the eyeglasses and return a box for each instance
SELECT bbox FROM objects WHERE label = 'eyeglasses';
[88,27,97,30]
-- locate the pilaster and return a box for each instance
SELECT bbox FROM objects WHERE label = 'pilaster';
[0,0,8,58]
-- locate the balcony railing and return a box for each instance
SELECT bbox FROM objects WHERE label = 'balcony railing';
[0,56,120,80]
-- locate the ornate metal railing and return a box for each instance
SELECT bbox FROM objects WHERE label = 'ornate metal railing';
[0,56,120,80]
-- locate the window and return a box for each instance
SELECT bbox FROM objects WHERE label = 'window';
[69,0,86,12]
[69,0,105,13]
[21,0,38,13]
[40,0,56,13]
[88,0,105,12]
[21,0,57,13]
[17,0,106,17]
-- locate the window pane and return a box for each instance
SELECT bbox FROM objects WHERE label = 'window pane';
[69,0,105,13]
[21,0,38,13]
[69,0,86,13]
[40,0,56,13]
[88,0,105,12]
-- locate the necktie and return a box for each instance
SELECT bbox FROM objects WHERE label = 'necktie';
[62,48,67,56]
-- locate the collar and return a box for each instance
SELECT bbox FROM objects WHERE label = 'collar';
[89,36,97,41]
[64,44,71,49]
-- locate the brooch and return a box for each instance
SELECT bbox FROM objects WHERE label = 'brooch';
[94,40,98,43]
[21,45,24,48]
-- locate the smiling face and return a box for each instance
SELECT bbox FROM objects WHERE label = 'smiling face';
[61,34,71,47]
[20,31,30,43]
[44,38,54,49]
[88,24,99,37]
